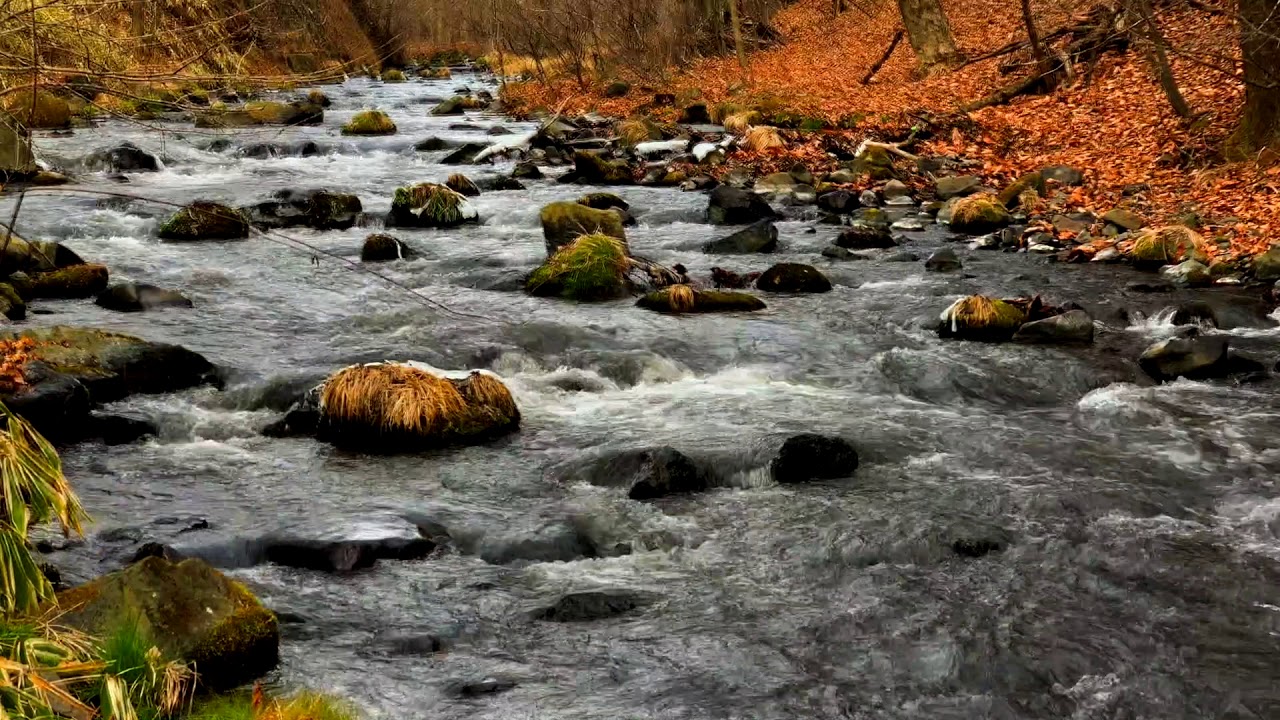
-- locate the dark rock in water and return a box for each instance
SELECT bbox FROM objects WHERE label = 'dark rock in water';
[771,434,859,484]
[1,366,91,442]
[476,522,600,565]
[96,283,193,312]
[237,140,323,159]
[529,590,658,622]
[576,446,710,500]
[836,223,894,249]
[756,263,832,293]
[883,251,920,262]
[1013,310,1094,344]
[925,247,962,272]
[440,142,490,165]
[952,536,1006,558]
[487,126,512,136]
[451,677,518,697]
[205,138,234,153]
[561,151,635,185]
[703,220,778,254]
[129,542,180,564]
[414,137,456,152]
[259,537,434,572]
[512,161,542,179]
[361,233,416,263]
[817,190,858,214]
[1125,281,1174,294]
[1172,299,1278,330]
[28,264,109,299]
[159,202,249,241]
[707,186,778,225]
[88,412,159,445]
[477,176,525,191]
[822,245,858,260]
[710,267,762,289]
[1139,333,1231,382]
[577,192,629,211]
[83,142,160,172]
[242,189,362,231]
[448,123,483,131]
[380,634,447,656]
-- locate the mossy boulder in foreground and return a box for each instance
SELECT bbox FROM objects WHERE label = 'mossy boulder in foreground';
[636,285,767,313]
[539,201,627,255]
[388,183,479,227]
[158,201,249,241]
[58,556,279,691]
[937,295,1028,342]
[341,109,397,136]
[527,234,629,301]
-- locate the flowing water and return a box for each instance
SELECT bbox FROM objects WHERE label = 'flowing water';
[12,74,1280,719]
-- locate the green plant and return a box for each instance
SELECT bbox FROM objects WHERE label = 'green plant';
[96,616,194,719]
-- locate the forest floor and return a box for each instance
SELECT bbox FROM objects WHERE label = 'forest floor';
[506,0,1278,259]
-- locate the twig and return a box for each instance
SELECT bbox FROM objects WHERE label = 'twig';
[856,139,919,161]
[860,29,904,85]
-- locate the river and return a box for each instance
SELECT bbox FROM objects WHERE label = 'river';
[12,72,1280,719]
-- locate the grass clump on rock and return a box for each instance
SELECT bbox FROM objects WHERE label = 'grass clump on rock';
[743,126,784,151]
[724,111,763,134]
[617,117,662,147]
[317,362,519,448]
[1127,225,1206,268]
[341,109,397,135]
[158,201,249,241]
[446,173,480,197]
[937,295,1027,342]
[949,195,1011,234]
[637,285,767,313]
[539,201,626,255]
[389,182,478,227]
[381,68,406,82]
[527,234,629,301]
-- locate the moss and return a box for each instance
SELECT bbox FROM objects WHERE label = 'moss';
[3,89,71,129]
[636,287,767,313]
[938,295,1027,341]
[244,100,293,124]
[0,282,25,320]
[950,196,1011,234]
[996,171,1045,208]
[798,117,828,131]
[380,68,406,82]
[185,579,279,688]
[527,234,630,301]
[341,109,396,135]
[431,97,465,115]
[540,201,627,255]
[28,263,108,299]
[389,183,478,227]
[1128,225,1206,267]
[159,202,249,241]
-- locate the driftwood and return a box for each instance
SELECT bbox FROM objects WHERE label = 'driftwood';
[861,30,905,85]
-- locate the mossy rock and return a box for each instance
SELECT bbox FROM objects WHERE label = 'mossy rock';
[949,196,1011,234]
[244,100,323,126]
[28,263,108,299]
[527,234,630,301]
[419,67,452,79]
[616,117,663,147]
[996,171,1045,208]
[431,97,466,116]
[445,173,481,197]
[342,110,397,136]
[0,282,25,320]
[57,556,278,691]
[389,183,478,227]
[937,296,1027,342]
[1127,226,1206,268]
[0,232,83,273]
[570,151,635,185]
[381,69,407,82]
[636,287,766,313]
[159,201,249,241]
[578,192,629,211]
[307,89,331,107]
[3,89,71,129]
[852,147,896,181]
[539,201,627,255]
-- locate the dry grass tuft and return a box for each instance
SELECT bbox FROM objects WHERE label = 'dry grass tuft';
[668,284,696,312]
[617,117,661,146]
[458,372,518,420]
[723,111,762,134]
[1128,225,1205,265]
[743,126,785,152]
[940,295,1026,334]
[321,364,468,435]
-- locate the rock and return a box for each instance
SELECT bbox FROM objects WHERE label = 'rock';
[1103,208,1145,232]
[88,412,159,445]
[935,176,982,199]
[1171,299,1277,330]
[82,142,160,172]
[1092,246,1121,263]
[678,103,710,124]
[707,186,778,225]
[0,121,34,175]
[431,97,466,115]
[817,190,858,214]
[388,183,479,228]
[440,142,490,165]
[882,179,910,199]
[892,218,926,231]
[57,556,278,690]
[360,234,415,263]
[341,110,397,135]
[859,189,879,207]
[307,89,331,107]
[604,81,631,98]
[579,447,710,499]
[756,263,832,293]
[414,137,455,152]
[822,245,858,260]
[158,202,250,241]
[949,196,1011,234]
[1041,165,1085,186]
[836,223,894,249]
[564,151,634,185]
[243,100,323,126]
[380,68,406,82]
[925,248,962,272]
[755,171,797,194]
[770,434,859,483]
[1252,247,1280,281]
[826,169,857,184]
[1126,226,1205,268]
[477,176,525,192]
[852,146,897,180]
[539,201,626,256]
[937,296,1027,342]
[1161,259,1211,287]
[242,189,362,231]
[529,234,629,301]
[529,590,657,622]
[28,264,108,299]
[577,192,629,211]
[445,173,481,197]
[3,89,71,129]
[452,678,518,698]
[512,161,542,180]
[1012,310,1094,345]
[636,286,767,313]
[996,171,1045,208]
[703,220,778,254]
[0,283,24,320]
[1139,333,1230,382]
[246,537,433,572]
[709,267,763,289]
[95,283,192,312]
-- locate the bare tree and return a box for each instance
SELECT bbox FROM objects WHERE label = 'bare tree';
[897,0,961,72]
[1229,0,1280,158]
[728,0,746,69]
[1131,0,1192,118]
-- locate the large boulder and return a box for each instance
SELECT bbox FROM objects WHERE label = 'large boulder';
[387,183,478,228]
[1172,299,1277,330]
[836,223,894,249]
[361,234,416,263]
[244,100,323,126]
[636,285,767,313]
[703,220,778,254]
[1127,226,1205,268]
[57,556,278,690]
[3,89,71,129]
[1138,333,1230,382]
[0,235,84,274]
[949,196,1011,234]
[242,189,362,231]
[158,202,250,241]
[935,176,982,199]
[431,97,466,115]
[576,446,710,500]
[82,142,161,172]
[28,263,109,299]
[937,296,1027,342]
[539,201,626,256]
[771,434,859,484]
[1012,309,1095,344]
[1253,246,1280,281]
[756,263,832,293]
[95,283,193,312]
[707,186,778,225]
[341,110,397,136]
[527,234,629,301]
[268,362,519,451]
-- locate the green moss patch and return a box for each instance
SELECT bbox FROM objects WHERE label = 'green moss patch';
[527,234,629,301]
[341,110,397,135]
[159,201,249,241]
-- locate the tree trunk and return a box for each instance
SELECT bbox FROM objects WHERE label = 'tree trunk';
[1020,0,1047,72]
[1134,0,1192,118]
[728,0,746,69]
[1229,0,1280,158]
[897,0,961,72]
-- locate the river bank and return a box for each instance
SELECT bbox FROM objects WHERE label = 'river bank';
[4,70,1280,718]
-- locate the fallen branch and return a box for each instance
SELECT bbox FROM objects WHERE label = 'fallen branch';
[861,29,904,85]
[856,139,919,161]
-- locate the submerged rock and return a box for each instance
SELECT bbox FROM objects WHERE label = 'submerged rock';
[577,446,710,499]
[539,201,626,256]
[707,186,778,225]
[1012,309,1094,344]
[158,201,250,241]
[361,234,416,263]
[512,161,543,180]
[703,220,778,254]
[1139,333,1230,382]
[636,286,766,313]
[529,590,658,622]
[756,263,832,293]
[95,282,193,312]
[57,556,278,690]
[771,434,859,484]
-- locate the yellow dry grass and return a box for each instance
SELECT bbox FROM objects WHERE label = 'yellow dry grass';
[1128,225,1205,264]
[458,372,518,419]
[743,125,784,152]
[321,363,468,435]
[668,284,695,312]
[723,111,762,134]
[942,295,1026,332]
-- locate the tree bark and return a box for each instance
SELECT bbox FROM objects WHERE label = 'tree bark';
[1020,0,1048,72]
[897,0,961,72]
[1229,0,1280,158]
[1134,0,1192,118]
[728,0,746,69]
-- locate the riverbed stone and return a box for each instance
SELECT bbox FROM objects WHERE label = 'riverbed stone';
[1252,247,1280,281]
[882,179,910,199]
[529,590,658,622]
[28,263,109,299]
[564,151,634,185]
[707,186,778,225]
[937,296,1027,342]
[703,220,778,254]
[57,556,278,690]
[935,176,981,199]
[361,233,416,263]
[512,161,542,180]
[579,446,710,499]
[836,223,894,249]
[4,89,71,129]
[756,263,832,293]
[83,141,160,172]
[1161,259,1211,287]
[1139,333,1230,382]
[1012,310,1095,344]
[817,190,858,214]
[95,282,192,312]
[243,189,362,230]
[949,196,1011,234]
[539,201,626,255]
[636,287,767,313]
[771,434,859,483]
[1104,208,1145,231]
[431,97,466,115]
[244,100,323,126]
[159,202,249,241]
[925,248,962,272]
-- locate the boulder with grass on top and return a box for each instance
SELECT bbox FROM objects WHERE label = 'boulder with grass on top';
[937,295,1028,342]
[158,202,249,241]
[540,201,627,255]
[1125,225,1206,269]
[446,173,481,197]
[388,183,479,228]
[342,110,397,136]
[636,285,767,313]
[527,234,630,301]
[948,195,1011,234]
